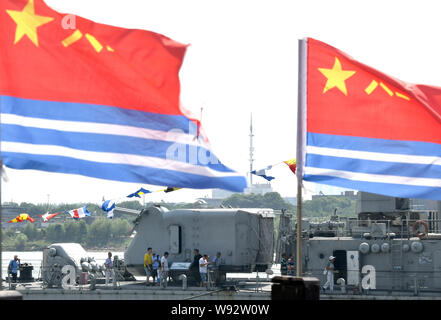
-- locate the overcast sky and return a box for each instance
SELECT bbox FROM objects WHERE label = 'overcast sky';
[3,0,441,206]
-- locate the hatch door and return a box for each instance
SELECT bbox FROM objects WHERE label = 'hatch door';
[347,250,360,286]
[169,225,181,254]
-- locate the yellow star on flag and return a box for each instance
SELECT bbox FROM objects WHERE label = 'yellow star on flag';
[318,57,356,96]
[6,0,54,47]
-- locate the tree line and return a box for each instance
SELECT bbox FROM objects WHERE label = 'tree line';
[3,218,132,251]
[302,195,356,218]
[222,192,296,211]
[220,191,356,218]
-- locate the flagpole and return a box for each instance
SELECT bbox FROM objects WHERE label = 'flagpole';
[0,161,2,291]
[0,93,3,290]
[296,38,307,277]
[296,179,302,277]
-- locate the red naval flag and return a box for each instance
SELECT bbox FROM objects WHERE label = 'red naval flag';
[0,0,247,192]
[297,38,441,200]
[1,0,187,115]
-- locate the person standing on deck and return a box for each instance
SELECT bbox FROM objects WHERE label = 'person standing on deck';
[280,253,288,275]
[287,254,295,276]
[210,252,222,286]
[323,256,336,292]
[8,255,20,283]
[144,247,153,286]
[105,252,115,286]
[199,254,209,288]
[160,252,169,288]
[152,252,160,285]
[190,249,202,286]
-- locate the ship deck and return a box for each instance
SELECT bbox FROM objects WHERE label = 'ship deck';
[7,280,441,300]
[2,279,273,300]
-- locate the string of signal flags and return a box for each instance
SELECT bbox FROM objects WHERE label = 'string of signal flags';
[251,158,296,181]
[101,187,182,219]
[8,158,295,224]
[101,159,295,219]
[7,186,182,224]
[99,159,296,221]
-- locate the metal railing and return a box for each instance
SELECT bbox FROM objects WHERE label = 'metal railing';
[304,265,441,293]
[329,217,441,239]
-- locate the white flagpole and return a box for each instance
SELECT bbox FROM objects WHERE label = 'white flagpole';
[296,38,308,277]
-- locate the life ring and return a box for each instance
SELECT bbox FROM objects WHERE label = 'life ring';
[412,220,428,238]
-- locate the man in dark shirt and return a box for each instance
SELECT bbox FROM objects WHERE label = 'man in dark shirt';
[280,253,288,275]
[190,248,203,286]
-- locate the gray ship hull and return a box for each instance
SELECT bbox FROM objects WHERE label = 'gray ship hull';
[299,237,441,293]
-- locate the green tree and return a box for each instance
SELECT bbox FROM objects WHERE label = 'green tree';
[222,193,261,208]
[46,224,65,243]
[17,202,53,217]
[4,228,15,238]
[302,196,356,218]
[222,192,295,211]
[22,223,39,241]
[14,233,28,250]
[262,192,294,210]
[64,221,81,242]
[77,220,88,243]
[87,218,111,246]
[117,201,144,211]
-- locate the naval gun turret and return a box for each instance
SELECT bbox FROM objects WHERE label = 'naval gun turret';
[42,243,104,288]
[123,206,275,284]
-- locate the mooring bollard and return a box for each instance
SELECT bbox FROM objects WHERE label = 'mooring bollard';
[179,274,187,290]
[337,278,346,293]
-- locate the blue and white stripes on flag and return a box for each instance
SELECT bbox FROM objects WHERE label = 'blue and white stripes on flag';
[251,169,275,182]
[101,200,116,219]
[1,96,247,192]
[303,133,441,200]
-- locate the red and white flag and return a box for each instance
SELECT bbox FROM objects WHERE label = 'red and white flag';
[40,211,60,222]
[67,206,90,220]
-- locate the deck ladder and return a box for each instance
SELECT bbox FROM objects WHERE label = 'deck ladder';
[390,239,403,290]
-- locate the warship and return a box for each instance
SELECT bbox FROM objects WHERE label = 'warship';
[1,206,277,300]
[277,191,441,297]
[5,191,441,300]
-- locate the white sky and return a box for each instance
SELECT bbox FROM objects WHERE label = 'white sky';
[3,0,441,205]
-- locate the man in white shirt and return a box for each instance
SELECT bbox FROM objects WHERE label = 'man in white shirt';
[160,252,169,288]
[104,252,115,287]
[199,254,209,288]
[323,256,336,292]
